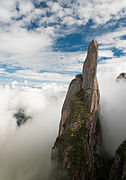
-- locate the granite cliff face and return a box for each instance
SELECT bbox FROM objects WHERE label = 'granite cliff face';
[50,40,103,180]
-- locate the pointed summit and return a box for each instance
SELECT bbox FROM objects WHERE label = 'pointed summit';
[82,40,99,113]
[82,39,98,91]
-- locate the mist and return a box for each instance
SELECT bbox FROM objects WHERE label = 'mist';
[0,83,66,180]
[99,77,126,156]
[0,74,126,179]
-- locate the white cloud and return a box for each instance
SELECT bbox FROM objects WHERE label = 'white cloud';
[0,51,84,71]
[49,2,61,13]
[0,0,125,31]
[0,0,55,59]
[0,47,126,85]
[97,27,126,50]
[0,83,66,180]
[44,0,126,28]
[0,0,125,86]
[0,0,17,22]
[19,1,34,15]
[99,77,126,155]
[11,69,74,83]
[76,0,126,25]
[99,50,114,58]
[98,56,126,83]
[0,28,52,55]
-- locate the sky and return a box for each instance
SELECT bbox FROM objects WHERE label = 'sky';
[0,0,126,86]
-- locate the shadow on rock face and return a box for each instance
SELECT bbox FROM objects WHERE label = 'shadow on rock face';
[13,109,32,127]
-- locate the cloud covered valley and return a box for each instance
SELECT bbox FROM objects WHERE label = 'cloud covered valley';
[0,83,66,180]
[0,71,126,179]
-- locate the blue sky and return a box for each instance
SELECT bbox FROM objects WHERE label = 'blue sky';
[0,0,126,86]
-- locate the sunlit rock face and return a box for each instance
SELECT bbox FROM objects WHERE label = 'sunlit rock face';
[50,40,103,180]
[13,109,31,127]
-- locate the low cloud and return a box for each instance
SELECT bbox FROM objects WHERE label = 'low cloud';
[100,79,126,156]
[0,56,126,179]
[0,83,66,180]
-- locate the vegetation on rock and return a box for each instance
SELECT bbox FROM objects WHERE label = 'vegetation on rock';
[54,89,90,178]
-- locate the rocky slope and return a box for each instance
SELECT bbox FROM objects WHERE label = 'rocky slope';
[50,40,103,180]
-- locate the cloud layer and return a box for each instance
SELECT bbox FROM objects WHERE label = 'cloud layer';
[0,83,66,180]
[0,67,126,180]
[100,79,126,156]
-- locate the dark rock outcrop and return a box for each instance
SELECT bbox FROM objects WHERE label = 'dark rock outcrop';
[50,40,103,180]
[117,73,126,81]
[14,109,31,127]
[109,140,126,180]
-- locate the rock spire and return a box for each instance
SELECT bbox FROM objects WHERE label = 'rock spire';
[50,40,103,180]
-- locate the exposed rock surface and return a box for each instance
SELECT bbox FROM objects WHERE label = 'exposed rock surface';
[117,73,126,81]
[50,40,103,180]
[109,140,126,180]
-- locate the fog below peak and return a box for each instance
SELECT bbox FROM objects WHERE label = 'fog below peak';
[99,78,126,156]
[0,84,66,180]
[0,75,126,179]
